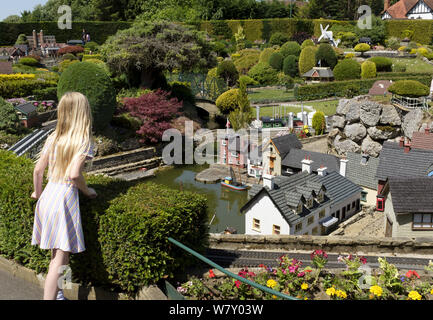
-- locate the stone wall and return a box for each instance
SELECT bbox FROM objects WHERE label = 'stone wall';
[328,96,433,157]
[89,147,157,172]
[209,234,433,255]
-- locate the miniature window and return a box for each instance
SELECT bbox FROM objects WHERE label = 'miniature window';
[413,214,433,230]
[361,191,368,202]
[297,202,303,213]
[295,223,303,232]
[307,216,314,226]
[312,227,319,235]
[253,219,261,232]
[307,197,314,208]
[273,225,281,235]
[317,191,324,202]
[319,210,326,219]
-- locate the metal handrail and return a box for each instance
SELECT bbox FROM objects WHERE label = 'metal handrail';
[168,237,299,300]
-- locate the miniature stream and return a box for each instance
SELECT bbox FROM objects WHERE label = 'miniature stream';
[143,164,248,234]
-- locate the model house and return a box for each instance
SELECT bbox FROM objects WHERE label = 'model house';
[219,134,250,168]
[247,144,264,178]
[380,177,433,238]
[241,158,362,236]
[282,149,340,176]
[411,127,433,152]
[302,67,334,83]
[262,133,303,176]
[345,152,380,206]
[382,0,433,19]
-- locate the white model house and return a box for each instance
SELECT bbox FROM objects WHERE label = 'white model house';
[382,0,433,20]
[241,158,362,236]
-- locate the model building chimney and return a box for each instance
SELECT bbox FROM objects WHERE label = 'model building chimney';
[404,142,411,153]
[425,127,430,135]
[302,156,314,174]
[263,173,275,190]
[399,137,405,148]
[317,165,328,177]
[340,158,348,177]
[384,0,390,11]
[39,30,44,47]
[32,30,37,49]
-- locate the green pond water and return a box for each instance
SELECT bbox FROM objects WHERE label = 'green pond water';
[143,165,249,234]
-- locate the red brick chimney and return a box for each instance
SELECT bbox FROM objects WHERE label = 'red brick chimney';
[425,127,430,135]
[32,30,37,50]
[399,137,405,148]
[384,0,390,11]
[39,30,44,47]
[404,142,411,153]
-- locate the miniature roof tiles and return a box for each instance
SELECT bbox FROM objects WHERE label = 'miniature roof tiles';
[388,177,433,213]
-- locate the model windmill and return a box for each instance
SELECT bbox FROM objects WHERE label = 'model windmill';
[318,24,341,48]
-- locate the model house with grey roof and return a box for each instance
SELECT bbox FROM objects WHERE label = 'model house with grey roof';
[380,177,433,238]
[281,149,340,176]
[262,133,302,176]
[241,158,362,236]
[344,152,380,206]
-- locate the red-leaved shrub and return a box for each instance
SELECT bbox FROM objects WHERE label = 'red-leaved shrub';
[58,45,84,55]
[122,89,182,144]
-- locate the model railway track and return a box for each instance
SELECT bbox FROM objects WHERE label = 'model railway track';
[205,248,432,271]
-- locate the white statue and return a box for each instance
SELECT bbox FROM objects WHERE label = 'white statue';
[318,24,341,48]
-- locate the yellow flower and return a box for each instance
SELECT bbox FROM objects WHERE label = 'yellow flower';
[304,297,308,300]
[430,288,433,295]
[267,279,277,289]
[408,291,422,300]
[301,283,309,290]
[336,290,347,299]
[326,287,336,296]
[272,295,277,299]
[369,285,383,297]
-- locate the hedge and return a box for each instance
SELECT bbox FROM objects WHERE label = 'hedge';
[333,59,361,81]
[388,80,430,97]
[294,75,433,101]
[361,61,377,79]
[0,21,132,46]
[0,79,57,99]
[385,20,433,45]
[0,150,209,295]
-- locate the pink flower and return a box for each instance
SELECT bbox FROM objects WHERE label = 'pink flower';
[235,280,241,288]
[297,272,305,278]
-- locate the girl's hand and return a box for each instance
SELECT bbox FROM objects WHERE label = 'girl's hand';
[31,192,40,200]
[86,187,97,199]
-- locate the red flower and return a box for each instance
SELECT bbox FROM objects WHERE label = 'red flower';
[406,270,420,279]
[209,269,215,278]
[360,257,367,265]
[235,280,241,288]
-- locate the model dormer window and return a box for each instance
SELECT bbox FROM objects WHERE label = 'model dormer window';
[297,202,303,214]
[317,190,324,203]
[307,196,314,209]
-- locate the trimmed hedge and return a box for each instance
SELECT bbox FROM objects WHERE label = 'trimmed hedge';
[268,52,284,71]
[294,75,432,101]
[283,55,299,77]
[388,80,430,97]
[280,41,301,58]
[216,88,240,114]
[0,79,57,99]
[0,150,209,295]
[299,46,317,76]
[368,57,392,72]
[333,59,361,81]
[248,62,279,85]
[361,61,377,79]
[315,43,338,69]
[0,21,132,46]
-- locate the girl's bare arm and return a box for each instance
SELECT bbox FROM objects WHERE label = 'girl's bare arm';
[32,152,49,199]
[69,155,97,198]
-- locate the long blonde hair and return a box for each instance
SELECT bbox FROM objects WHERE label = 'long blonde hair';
[45,92,94,183]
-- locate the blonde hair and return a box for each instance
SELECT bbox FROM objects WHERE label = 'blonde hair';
[44,92,94,183]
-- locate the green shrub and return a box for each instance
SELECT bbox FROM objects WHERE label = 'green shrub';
[248,62,279,86]
[0,97,21,134]
[354,43,371,56]
[59,59,79,73]
[111,113,142,131]
[233,50,260,75]
[315,43,338,69]
[216,89,240,114]
[280,41,301,58]
[84,41,100,53]
[368,57,392,72]
[82,54,103,61]
[385,37,401,50]
[268,52,284,71]
[168,81,195,104]
[333,59,361,81]
[216,60,239,87]
[61,53,78,61]
[19,57,39,67]
[239,75,259,86]
[299,46,317,75]
[361,61,376,79]
[301,39,315,50]
[269,32,290,46]
[259,48,276,63]
[0,79,57,99]
[277,72,294,91]
[336,31,358,48]
[57,62,116,132]
[205,67,227,101]
[98,182,208,294]
[312,111,326,135]
[33,87,58,101]
[283,55,299,78]
[388,80,430,97]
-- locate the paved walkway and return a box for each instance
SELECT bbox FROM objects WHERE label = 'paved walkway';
[0,269,43,300]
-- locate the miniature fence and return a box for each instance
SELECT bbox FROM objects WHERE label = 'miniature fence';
[167,237,299,300]
[391,94,429,110]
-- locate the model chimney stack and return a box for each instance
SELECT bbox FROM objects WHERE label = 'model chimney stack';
[263,173,275,190]
[404,142,411,153]
[302,156,314,174]
[339,158,348,177]
[399,137,405,148]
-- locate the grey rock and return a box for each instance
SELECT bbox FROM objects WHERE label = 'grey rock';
[344,123,367,142]
[336,99,351,116]
[328,128,340,139]
[360,101,382,127]
[367,126,400,141]
[334,135,361,156]
[346,102,361,124]
[402,109,424,139]
[361,135,383,158]
[380,105,402,126]
[332,115,346,129]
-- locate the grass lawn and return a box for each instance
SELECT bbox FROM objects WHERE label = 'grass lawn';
[252,105,303,118]
[302,100,339,116]
[247,88,295,103]
[391,58,433,73]
[250,99,339,118]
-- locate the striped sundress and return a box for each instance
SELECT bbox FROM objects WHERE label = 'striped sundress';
[31,140,94,254]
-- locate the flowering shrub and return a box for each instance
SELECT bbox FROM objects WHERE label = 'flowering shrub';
[0,74,36,82]
[178,251,433,300]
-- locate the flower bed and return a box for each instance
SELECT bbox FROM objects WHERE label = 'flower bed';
[177,250,433,300]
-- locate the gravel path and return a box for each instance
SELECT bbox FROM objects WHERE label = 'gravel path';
[341,211,385,238]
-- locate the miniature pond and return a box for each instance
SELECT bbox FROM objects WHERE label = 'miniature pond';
[143,165,248,234]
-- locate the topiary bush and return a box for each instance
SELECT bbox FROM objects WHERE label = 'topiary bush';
[361,61,377,79]
[388,80,430,97]
[269,32,290,46]
[168,81,195,104]
[301,39,315,50]
[368,57,392,72]
[239,75,259,86]
[259,48,276,63]
[312,111,326,135]
[277,72,294,91]
[232,49,260,75]
[215,88,240,114]
[333,59,361,81]
[19,57,39,67]
[354,43,371,56]
[0,97,21,134]
[59,59,79,73]
[280,41,301,58]
[283,55,299,78]
[57,62,116,132]
[248,62,279,86]
[216,60,239,87]
[315,43,338,69]
[298,46,317,75]
[385,37,400,50]
[268,52,284,71]
[61,53,78,61]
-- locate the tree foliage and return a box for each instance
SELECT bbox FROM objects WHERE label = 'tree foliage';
[0,97,21,134]
[228,79,252,131]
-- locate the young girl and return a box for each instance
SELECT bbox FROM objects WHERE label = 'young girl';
[31,92,97,300]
